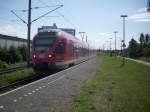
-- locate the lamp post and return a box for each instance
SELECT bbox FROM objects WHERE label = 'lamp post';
[103,44,105,52]
[114,31,118,56]
[79,32,85,41]
[106,41,108,53]
[120,15,128,65]
[148,0,150,12]
[109,38,112,56]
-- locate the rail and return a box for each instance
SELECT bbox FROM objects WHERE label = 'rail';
[0,65,27,75]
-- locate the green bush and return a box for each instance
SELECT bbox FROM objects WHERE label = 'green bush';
[0,46,24,64]
[18,45,27,61]
[0,60,8,69]
[143,47,150,57]
[127,33,150,59]
[8,46,22,63]
[0,47,11,63]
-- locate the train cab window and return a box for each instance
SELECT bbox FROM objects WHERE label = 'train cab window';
[33,31,57,52]
[55,42,65,54]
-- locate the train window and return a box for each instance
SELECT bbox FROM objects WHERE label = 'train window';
[38,32,57,36]
[35,37,54,46]
[34,35,56,52]
[55,42,65,54]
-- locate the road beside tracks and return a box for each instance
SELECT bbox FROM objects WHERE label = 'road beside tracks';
[0,57,99,112]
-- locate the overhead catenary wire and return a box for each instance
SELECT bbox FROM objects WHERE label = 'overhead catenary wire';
[12,5,62,12]
[10,10,27,24]
[31,5,63,23]
[11,5,63,25]
[37,0,79,30]
[56,11,78,29]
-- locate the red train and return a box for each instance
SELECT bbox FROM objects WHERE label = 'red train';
[32,28,95,70]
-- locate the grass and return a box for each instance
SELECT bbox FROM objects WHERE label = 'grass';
[0,60,8,69]
[0,61,26,70]
[72,54,150,112]
[0,68,35,87]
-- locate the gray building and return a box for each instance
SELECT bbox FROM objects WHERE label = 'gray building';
[0,34,27,48]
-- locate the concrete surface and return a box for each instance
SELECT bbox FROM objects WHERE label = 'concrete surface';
[0,57,99,112]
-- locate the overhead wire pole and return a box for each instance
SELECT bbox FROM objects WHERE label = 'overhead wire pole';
[120,40,122,56]
[109,38,112,56]
[114,31,118,56]
[79,32,85,41]
[106,41,108,53]
[27,0,31,66]
[11,2,63,66]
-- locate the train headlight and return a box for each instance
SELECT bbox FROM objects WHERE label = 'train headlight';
[48,54,52,58]
[33,54,36,58]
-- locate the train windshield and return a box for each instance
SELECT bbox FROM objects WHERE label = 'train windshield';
[34,32,57,52]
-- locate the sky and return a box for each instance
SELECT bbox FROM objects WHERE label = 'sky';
[0,0,150,49]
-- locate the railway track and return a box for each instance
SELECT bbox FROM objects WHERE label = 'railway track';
[0,59,91,94]
[0,65,28,75]
[0,69,60,94]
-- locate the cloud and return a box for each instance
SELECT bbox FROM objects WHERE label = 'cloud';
[0,25,27,38]
[128,8,150,22]
[136,8,147,13]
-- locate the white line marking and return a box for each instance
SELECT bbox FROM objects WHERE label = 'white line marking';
[28,92,32,95]
[24,94,28,97]
[47,74,66,85]
[38,87,42,89]
[35,89,39,91]
[0,106,4,109]
[32,90,35,93]
[13,99,17,102]
[42,86,46,88]
[0,59,90,97]
[47,68,80,86]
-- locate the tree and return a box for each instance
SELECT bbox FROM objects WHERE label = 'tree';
[18,45,27,61]
[8,46,21,63]
[145,34,150,46]
[0,47,11,63]
[128,38,140,58]
[139,33,145,47]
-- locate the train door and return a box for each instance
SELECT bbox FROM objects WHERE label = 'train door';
[55,41,66,61]
[74,43,81,63]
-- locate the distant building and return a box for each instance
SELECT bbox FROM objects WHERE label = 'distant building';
[38,23,76,36]
[0,34,27,48]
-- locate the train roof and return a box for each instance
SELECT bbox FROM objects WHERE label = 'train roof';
[35,27,90,48]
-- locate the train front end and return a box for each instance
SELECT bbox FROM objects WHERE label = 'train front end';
[32,30,59,69]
